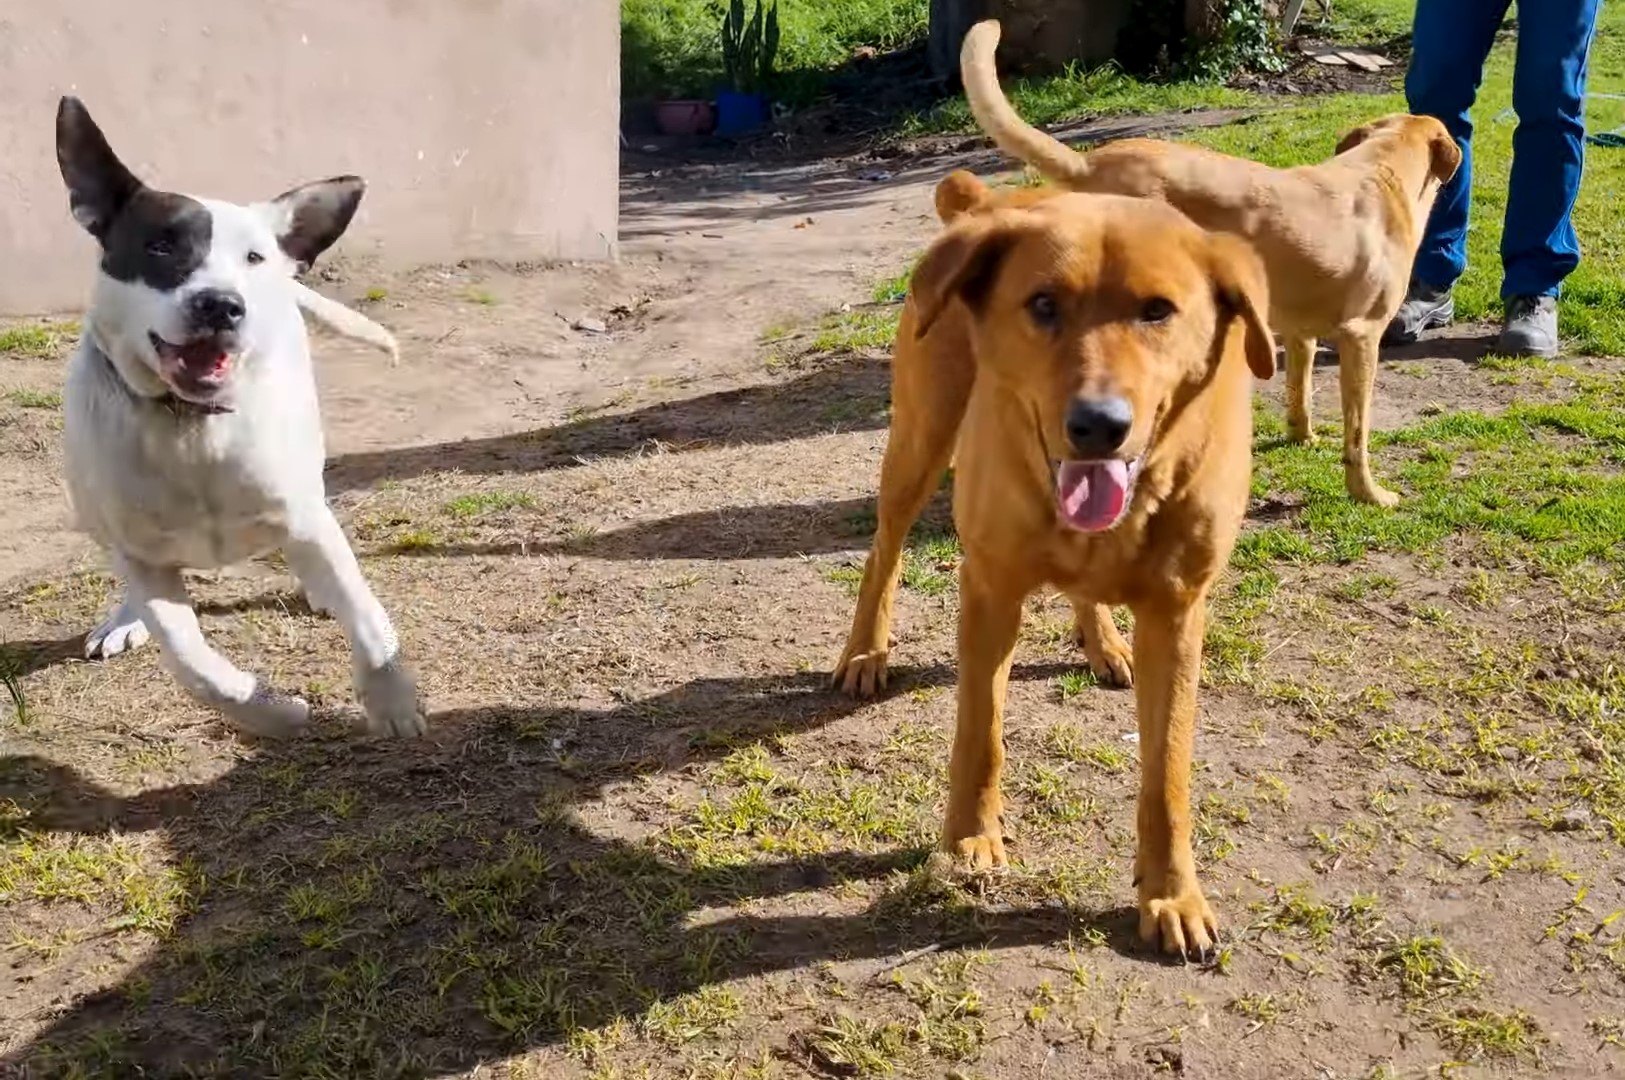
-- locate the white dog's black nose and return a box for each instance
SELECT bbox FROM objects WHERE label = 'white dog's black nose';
[188,288,246,332]
[1066,395,1133,458]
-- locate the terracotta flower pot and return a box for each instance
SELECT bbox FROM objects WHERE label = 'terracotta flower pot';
[654,100,716,136]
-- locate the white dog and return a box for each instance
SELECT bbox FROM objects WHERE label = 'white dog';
[55,96,426,739]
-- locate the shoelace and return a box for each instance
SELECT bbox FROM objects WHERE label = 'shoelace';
[1506,296,1545,321]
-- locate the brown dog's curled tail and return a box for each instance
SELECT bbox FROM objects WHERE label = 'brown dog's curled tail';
[960,21,1090,185]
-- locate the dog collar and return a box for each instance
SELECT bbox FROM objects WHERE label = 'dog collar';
[88,341,232,417]
[154,394,233,417]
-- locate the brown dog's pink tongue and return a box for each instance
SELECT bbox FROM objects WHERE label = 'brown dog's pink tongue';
[1056,460,1130,532]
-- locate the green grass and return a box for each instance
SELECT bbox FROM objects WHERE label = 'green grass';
[623,0,1254,123]
[1245,372,1625,581]
[0,832,201,935]
[810,307,900,353]
[1375,935,1486,1003]
[1313,0,1414,45]
[443,491,537,520]
[7,389,62,410]
[622,0,929,101]
[904,64,1253,135]
[1427,1006,1544,1061]
[0,322,77,359]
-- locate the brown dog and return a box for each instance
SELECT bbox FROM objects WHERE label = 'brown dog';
[835,171,1138,698]
[840,187,1275,955]
[960,19,1461,507]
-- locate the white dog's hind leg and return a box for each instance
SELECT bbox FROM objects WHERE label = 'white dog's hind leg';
[284,507,427,738]
[123,559,310,737]
[85,594,151,659]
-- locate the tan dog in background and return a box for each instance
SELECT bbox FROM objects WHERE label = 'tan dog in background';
[960,19,1461,507]
[841,185,1275,955]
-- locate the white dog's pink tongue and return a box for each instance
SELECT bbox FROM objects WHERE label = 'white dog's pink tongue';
[1057,460,1130,532]
[180,342,229,372]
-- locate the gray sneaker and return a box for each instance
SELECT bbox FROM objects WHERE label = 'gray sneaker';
[1498,295,1559,358]
[1383,280,1455,345]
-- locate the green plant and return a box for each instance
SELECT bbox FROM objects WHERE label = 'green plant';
[1178,0,1287,81]
[1119,0,1285,82]
[720,0,781,95]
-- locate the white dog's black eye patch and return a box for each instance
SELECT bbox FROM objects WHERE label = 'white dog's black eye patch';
[100,188,213,291]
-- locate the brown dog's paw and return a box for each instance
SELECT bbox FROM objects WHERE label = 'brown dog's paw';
[833,648,890,697]
[1080,635,1134,688]
[1139,888,1218,960]
[1074,618,1134,688]
[947,831,1007,871]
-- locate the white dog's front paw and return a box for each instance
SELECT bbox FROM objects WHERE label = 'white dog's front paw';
[85,608,151,659]
[356,657,427,738]
[221,685,312,739]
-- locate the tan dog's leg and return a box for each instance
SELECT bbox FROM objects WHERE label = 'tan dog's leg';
[1068,598,1133,687]
[1130,593,1218,957]
[834,342,971,696]
[1335,331,1398,506]
[943,556,1024,869]
[1284,336,1318,444]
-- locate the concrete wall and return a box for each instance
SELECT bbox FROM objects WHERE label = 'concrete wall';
[0,0,620,314]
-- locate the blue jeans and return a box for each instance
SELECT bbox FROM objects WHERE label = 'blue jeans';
[1406,0,1602,299]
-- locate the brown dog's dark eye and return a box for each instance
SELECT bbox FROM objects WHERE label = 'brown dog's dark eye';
[246,251,265,266]
[1140,297,1176,324]
[1026,291,1060,329]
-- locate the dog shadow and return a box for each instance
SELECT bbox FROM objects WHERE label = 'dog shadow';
[2,662,1139,1077]
[1295,331,1499,369]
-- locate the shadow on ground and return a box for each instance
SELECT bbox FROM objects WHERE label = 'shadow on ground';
[2,664,1113,1077]
[618,111,1254,238]
[326,355,891,493]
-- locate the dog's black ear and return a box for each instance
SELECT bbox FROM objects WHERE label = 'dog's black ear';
[269,176,366,271]
[56,97,144,241]
[910,215,1016,338]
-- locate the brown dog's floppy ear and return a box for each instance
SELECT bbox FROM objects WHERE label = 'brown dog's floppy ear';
[909,215,1015,338]
[1427,125,1463,183]
[1206,231,1277,380]
[1335,122,1376,156]
[934,170,990,224]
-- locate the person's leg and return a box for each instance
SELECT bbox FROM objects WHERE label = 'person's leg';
[1386,0,1512,344]
[1499,0,1602,356]
[1405,0,1513,290]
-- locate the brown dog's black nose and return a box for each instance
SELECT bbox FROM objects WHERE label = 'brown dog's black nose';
[187,288,246,332]
[1066,395,1133,459]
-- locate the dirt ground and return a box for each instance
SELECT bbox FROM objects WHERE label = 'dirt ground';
[3,113,1624,1080]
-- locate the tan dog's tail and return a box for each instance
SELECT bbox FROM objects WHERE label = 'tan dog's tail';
[960,20,1091,185]
[292,281,400,364]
